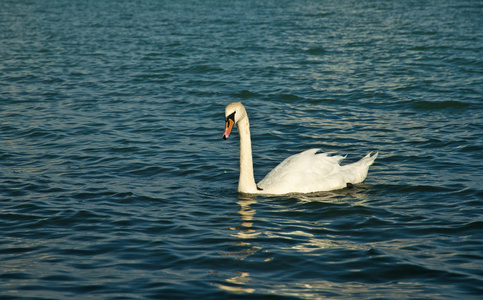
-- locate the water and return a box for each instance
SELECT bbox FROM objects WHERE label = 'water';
[1,0,482,298]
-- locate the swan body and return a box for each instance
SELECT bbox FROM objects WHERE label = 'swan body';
[222,102,377,195]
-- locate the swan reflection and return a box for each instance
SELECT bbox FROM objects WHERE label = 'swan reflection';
[216,196,262,294]
[219,195,261,260]
[218,272,255,294]
[230,196,261,239]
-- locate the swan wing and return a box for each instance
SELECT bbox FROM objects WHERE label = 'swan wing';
[257,150,378,194]
[257,149,345,194]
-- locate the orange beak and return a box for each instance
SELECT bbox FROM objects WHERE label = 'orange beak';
[222,118,234,140]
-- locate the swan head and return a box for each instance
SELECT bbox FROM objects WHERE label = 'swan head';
[222,102,247,140]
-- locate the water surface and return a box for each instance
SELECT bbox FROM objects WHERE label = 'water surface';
[1,0,482,299]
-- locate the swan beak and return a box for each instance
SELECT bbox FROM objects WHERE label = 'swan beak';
[222,119,234,140]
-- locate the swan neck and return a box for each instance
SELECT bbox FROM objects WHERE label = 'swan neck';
[237,116,257,193]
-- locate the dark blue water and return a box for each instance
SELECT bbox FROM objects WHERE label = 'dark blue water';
[1,0,482,299]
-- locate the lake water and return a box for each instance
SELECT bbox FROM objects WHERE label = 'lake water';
[1,0,482,299]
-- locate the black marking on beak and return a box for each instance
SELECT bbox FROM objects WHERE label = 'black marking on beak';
[225,111,235,123]
[222,112,236,140]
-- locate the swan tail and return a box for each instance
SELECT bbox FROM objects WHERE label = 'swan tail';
[341,151,378,185]
[360,151,378,167]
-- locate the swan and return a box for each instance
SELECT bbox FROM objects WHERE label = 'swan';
[222,102,378,195]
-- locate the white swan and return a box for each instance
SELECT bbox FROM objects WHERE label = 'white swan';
[222,102,378,195]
